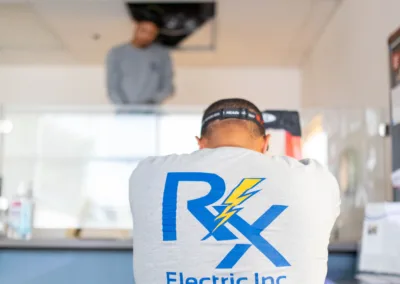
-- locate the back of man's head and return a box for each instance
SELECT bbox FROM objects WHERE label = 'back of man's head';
[197,98,269,153]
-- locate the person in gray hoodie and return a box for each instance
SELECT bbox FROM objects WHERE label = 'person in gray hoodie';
[106,17,174,105]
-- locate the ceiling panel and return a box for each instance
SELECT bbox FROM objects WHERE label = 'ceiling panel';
[173,48,296,66]
[0,0,342,66]
[0,3,63,50]
[286,0,340,65]
[218,0,314,50]
[32,1,131,63]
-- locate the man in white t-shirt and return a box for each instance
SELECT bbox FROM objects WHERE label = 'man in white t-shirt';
[129,98,340,284]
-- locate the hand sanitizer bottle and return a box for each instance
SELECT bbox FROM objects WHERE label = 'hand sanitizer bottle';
[7,181,35,240]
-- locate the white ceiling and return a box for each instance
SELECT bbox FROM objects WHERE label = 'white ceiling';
[0,0,342,66]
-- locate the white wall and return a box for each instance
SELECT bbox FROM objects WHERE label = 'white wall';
[0,66,301,110]
[301,0,397,239]
[302,0,400,110]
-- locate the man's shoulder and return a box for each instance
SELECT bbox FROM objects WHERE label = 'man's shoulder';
[271,156,330,172]
[132,153,190,174]
[269,156,338,184]
[108,43,130,55]
[138,154,182,167]
[270,156,340,206]
[131,150,217,177]
[132,151,337,182]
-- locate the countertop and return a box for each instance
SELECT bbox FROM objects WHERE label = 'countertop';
[0,238,359,252]
[0,238,132,250]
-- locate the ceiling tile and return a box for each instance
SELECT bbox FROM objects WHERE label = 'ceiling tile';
[0,3,63,50]
[218,0,314,49]
[290,0,340,52]
[32,1,131,63]
[282,0,341,65]
[0,0,340,66]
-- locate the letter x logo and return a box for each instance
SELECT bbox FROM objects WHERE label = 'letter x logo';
[162,172,291,269]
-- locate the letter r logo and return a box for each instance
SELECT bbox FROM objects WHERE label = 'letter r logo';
[162,172,290,269]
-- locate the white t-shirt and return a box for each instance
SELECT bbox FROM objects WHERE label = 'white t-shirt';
[129,147,340,284]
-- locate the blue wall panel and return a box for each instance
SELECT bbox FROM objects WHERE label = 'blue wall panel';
[0,250,356,284]
[0,250,133,284]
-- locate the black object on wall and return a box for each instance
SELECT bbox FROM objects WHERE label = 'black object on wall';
[126,2,216,49]
[262,110,302,137]
[262,110,302,159]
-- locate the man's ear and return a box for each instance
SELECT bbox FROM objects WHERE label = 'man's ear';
[196,136,203,149]
[262,134,271,154]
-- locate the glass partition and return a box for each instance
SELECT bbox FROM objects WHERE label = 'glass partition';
[0,106,202,230]
[0,105,391,242]
[301,108,390,242]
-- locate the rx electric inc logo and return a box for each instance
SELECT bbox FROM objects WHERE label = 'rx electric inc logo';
[162,172,291,269]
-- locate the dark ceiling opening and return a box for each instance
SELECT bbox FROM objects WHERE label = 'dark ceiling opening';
[126,2,216,48]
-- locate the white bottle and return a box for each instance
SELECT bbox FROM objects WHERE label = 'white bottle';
[7,181,35,240]
[0,196,8,237]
